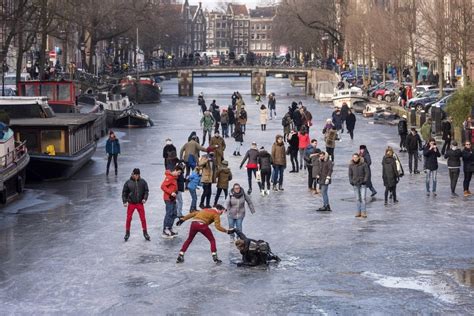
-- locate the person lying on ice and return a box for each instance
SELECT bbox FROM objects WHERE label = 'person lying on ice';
[234,229,280,267]
[175,204,235,264]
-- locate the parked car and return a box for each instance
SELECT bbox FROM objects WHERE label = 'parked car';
[373,81,399,102]
[2,73,31,93]
[427,94,453,119]
[413,85,437,97]
[407,89,456,111]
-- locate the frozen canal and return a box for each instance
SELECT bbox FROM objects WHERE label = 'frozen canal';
[0,76,473,314]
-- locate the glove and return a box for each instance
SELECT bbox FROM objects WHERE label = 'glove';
[176,217,185,226]
[227,228,235,235]
[325,177,330,185]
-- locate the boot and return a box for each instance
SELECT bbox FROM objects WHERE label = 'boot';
[124,230,130,241]
[247,188,252,195]
[316,205,326,212]
[278,184,284,191]
[212,253,222,264]
[361,211,367,218]
[143,230,150,241]
[355,212,361,218]
[326,204,332,212]
[176,252,184,263]
[233,151,237,156]
[272,184,278,192]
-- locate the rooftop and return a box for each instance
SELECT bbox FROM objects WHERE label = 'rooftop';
[249,6,275,18]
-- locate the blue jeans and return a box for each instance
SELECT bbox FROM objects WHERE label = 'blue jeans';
[164,200,177,230]
[320,184,329,206]
[425,170,437,193]
[353,185,367,213]
[176,191,183,217]
[189,188,197,211]
[228,217,243,238]
[272,165,285,186]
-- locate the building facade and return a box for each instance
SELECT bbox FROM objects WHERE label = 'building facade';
[249,7,275,57]
[227,4,250,55]
[205,10,232,55]
[180,0,206,55]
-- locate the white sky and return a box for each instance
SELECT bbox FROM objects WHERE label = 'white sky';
[200,0,270,10]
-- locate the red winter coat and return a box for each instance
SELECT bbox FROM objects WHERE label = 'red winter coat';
[298,132,310,149]
[161,170,178,201]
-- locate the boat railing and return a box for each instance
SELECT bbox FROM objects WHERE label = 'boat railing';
[0,141,28,169]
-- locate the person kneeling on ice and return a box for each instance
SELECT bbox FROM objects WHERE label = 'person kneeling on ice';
[234,229,280,267]
[175,204,235,264]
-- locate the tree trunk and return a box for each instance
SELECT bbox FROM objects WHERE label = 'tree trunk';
[437,53,444,97]
[16,30,24,85]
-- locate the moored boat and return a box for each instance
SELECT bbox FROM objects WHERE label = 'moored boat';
[332,87,368,108]
[0,122,29,204]
[114,107,153,128]
[17,80,79,113]
[0,96,99,180]
[112,77,161,104]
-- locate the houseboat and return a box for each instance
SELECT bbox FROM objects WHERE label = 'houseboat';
[112,76,161,104]
[114,107,153,128]
[0,122,30,204]
[0,97,98,180]
[18,80,107,138]
[332,86,369,108]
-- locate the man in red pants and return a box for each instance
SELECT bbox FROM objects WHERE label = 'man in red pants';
[175,204,235,264]
[122,168,150,241]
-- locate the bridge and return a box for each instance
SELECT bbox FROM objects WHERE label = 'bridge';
[136,66,338,97]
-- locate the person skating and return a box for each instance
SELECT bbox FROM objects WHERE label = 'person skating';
[257,146,272,195]
[160,166,182,238]
[198,154,214,209]
[211,103,221,134]
[345,109,356,140]
[232,121,244,156]
[292,103,303,131]
[271,135,287,191]
[238,107,248,133]
[198,92,206,114]
[221,108,230,138]
[398,115,408,152]
[187,167,201,211]
[323,119,337,162]
[359,145,377,197]
[260,104,268,131]
[340,102,349,133]
[298,127,310,170]
[256,93,262,105]
[106,130,120,176]
[228,105,236,136]
[382,148,400,205]
[226,183,255,241]
[441,117,453,155]
[444,141,462,196]
[200,111,215,146]
[122,168,150,241]
[176,204,235,264]
[461,141,474,196]
[287,129,299,173]
[348,153,370,218]
[423,138,441,196]
[406,128,423,174]
[332,108,343,140]
[234,230,280,267]
[316,151,333,211]
[282,108,293,141]
[180,135,207,177]
[214,160,232,206]
[306,139,321,193]
[162,138,177,171]
[210,131,226,166]
[240,141,260,194]
[268,93,276,119]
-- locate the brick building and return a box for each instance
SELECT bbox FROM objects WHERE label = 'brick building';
[249,6,276,57]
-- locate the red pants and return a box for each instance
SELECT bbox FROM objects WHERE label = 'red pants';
[125,203,147,231]
[180,221,216,253]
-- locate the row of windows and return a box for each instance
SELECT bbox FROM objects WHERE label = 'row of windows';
[234,21,249,27]
[250,43,272,51]
[251,24,271,31]
[233,30,249,36]
[233,40,248,47]
[250,34,270,40]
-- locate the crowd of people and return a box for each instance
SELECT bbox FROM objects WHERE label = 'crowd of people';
[116,91,473,266]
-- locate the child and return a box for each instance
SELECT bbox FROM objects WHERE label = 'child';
[187,167,202,211]
[214,160,232,206]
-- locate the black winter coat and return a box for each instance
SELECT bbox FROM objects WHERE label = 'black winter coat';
[122,178,149,204]
[288,133,299,153]
[346,113,356,131]
[398,119,408,135]
[382,156,399,187]
[228,107,236,124]
[232,124,244,142]
[423,145,441,170]
[257,151,272,171]
[163,144,177,159]
[348,161,369,186]
[406,132,422,152]
[292,111,302,127]
[444,148,462,168]
[442,121,452,141]
[340,104,349,120]
[462,149,474,172]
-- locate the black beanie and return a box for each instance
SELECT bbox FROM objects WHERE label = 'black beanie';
[132,168,140,175]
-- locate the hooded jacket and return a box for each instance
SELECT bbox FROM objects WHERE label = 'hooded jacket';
[257,150,272,171]
[423,144,441,171]
[444,148,462,168]
[271,136,286,166]
[348,159,369,186]
[106,138,121,155]
[226,188,255,219]
[200,112,215,131]
[324,128,338,149]
[160,170,178,201]
[187,171,202,190]
[122,177,149,204]
[382,155,399,187]
[198,156,213,183]
[346,112,356,130]
[162,143,176,159]
[232,123,244,142]
[180,140,207,162]
[215,166,233,189]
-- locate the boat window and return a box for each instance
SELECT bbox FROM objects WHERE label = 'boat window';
[40,84,54,100]
[21,84,37,96]
[40,130,66,154]
[18,131,40,153]
[57,84,71,101]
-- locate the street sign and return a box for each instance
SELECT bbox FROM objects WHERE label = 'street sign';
[49,51,56,58]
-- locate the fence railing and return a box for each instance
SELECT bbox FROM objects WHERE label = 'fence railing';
[0,140,28,169]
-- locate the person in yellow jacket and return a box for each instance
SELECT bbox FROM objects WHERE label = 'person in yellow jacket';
[175,204,235,264]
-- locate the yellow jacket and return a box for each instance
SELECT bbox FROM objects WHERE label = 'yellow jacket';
[182,208,228,233]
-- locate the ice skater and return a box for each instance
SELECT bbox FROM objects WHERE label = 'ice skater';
[122,168,150,241]
[234,230,280,267]
[176,204,235,264]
